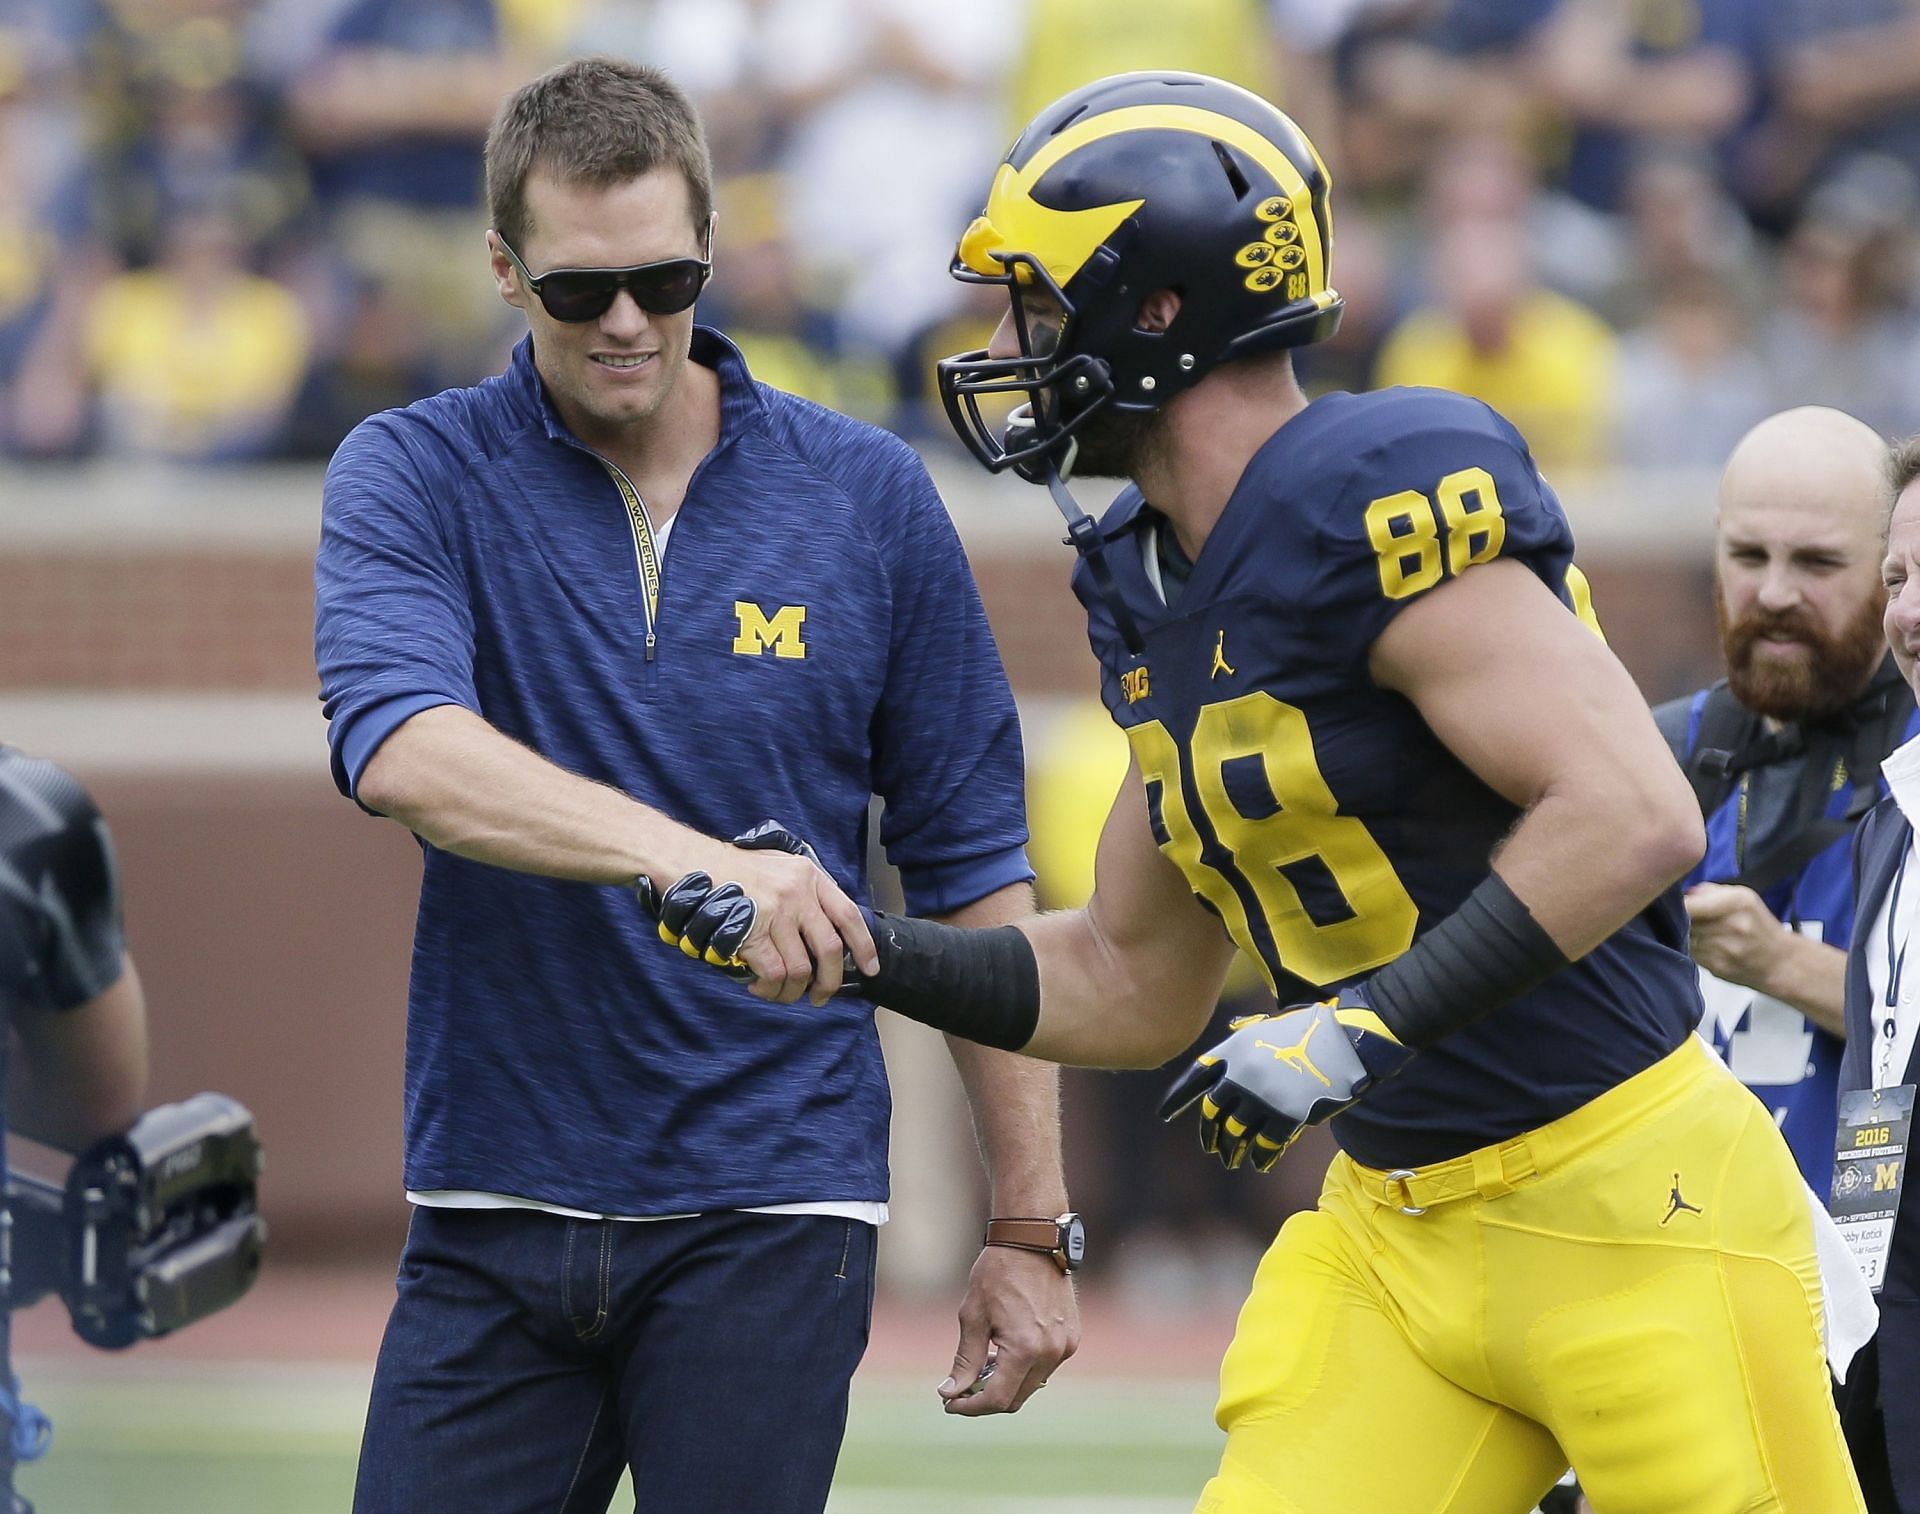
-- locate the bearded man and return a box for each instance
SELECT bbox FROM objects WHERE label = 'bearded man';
[1655,406,1917,1195]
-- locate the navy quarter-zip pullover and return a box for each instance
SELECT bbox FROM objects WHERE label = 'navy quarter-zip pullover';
[315,329,1032,1213]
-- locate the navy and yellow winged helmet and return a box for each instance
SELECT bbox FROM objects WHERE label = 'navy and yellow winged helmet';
[938,72,1342,480]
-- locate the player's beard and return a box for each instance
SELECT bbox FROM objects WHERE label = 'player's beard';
[1061,400,1170,482]
[1717,581,1890,723]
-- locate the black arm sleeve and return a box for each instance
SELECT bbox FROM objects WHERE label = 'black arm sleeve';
[1364,871,1568,1050]
[848,911,1041,1052]
[0,748,126,1013]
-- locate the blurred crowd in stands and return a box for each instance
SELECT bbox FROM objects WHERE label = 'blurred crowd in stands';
[3,0,1920,470]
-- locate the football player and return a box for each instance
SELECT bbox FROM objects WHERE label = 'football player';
[0,746,148,1505]
[653,73,1867,1512]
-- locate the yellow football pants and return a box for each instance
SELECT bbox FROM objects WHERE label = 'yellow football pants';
[1196,1038,1865,1514]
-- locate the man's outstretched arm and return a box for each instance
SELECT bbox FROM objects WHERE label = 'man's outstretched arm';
[652,759,1236,1065]
[360,704,875,1002]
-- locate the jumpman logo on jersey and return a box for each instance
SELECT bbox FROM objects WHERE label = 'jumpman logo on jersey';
[1210,630,1235,680]
[1660,1172,1703,1226]
[1254,1013,1329,1087]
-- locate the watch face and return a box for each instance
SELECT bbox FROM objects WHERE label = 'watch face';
[1062,1215,1086,1268]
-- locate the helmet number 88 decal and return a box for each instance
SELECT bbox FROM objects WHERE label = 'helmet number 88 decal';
[1363,466,1508,601]
[1128,692,1418,990]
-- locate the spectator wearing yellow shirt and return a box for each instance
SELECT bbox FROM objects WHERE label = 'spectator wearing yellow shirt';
[1027,699,1131,918]
[285,0,537,383]
[1009,0,1277,129]
[86,206,310,461]
[0,16,112,458]
[1373,213,1619,471]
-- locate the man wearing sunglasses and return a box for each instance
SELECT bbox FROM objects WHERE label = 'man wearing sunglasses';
[315,56,1076,1514]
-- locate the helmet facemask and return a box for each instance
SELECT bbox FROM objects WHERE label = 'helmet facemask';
[938,251,1117,483]
[939,248,1155,656]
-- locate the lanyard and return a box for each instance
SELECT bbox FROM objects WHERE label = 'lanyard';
[595,457,663,660]
[1883,847,1913,1086]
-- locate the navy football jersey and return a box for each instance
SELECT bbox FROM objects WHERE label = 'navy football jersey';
[1073,387,1701,1169]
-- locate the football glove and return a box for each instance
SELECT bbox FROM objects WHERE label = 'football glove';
[634,821,825,978]
[1158,990,1412,1171]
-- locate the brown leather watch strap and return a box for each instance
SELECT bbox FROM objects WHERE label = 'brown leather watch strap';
[984,1217,1062,1256]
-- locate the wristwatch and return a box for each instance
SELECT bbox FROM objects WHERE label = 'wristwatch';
[984,1212,1086,1274]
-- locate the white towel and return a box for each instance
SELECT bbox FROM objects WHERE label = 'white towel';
[1809,1180,1879,1383]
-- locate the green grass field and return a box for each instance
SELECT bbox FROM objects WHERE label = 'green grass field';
[12,1360,1223,1513]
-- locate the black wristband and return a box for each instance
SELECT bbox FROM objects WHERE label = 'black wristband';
[848,911,1041,1052]
[1364,872,1568,1050]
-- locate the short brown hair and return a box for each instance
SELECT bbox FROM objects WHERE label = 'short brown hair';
[485,57,713,250]
[1894,433,1920,504]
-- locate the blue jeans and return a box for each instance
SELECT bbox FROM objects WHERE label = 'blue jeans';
[352,1206,877,1514]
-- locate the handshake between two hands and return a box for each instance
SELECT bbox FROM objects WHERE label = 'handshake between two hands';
[637,822,1411,1172]
[633,820,877,1005]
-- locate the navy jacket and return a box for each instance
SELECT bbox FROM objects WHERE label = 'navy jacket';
[315,329,1033,1214]
[1843,793,1920,1503]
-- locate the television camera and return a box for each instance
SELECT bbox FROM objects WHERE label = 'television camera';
[7,1093,264,1350]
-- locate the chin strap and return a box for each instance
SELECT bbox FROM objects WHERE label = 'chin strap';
[1004,399,1146,656]
[1041,454,1146,657]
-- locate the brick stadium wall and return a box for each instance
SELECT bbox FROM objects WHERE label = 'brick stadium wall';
[0,550,319,689]
[0,463,1727,1256]
[0,518,1723,703]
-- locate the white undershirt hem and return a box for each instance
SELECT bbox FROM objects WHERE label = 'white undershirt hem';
[406,1190,888,1226]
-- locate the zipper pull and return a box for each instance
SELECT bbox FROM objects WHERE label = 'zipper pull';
[645,631,657,663]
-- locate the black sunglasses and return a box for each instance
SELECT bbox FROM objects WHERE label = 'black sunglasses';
[498,234,712,322]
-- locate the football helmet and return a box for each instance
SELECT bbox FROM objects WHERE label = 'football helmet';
[938,71,1343,481]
